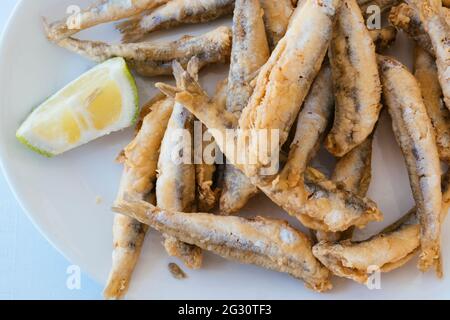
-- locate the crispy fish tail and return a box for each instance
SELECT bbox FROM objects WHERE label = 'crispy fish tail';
[104,211,149,299]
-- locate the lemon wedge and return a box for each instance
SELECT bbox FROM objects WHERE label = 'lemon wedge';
[16,58,138,157]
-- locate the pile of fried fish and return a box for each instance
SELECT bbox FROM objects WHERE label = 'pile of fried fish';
[44,0,450,298]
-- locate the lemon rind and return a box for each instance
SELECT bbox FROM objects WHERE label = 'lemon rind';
[122,60,140,126]
[16,58,139,158]
[16,133,54,158]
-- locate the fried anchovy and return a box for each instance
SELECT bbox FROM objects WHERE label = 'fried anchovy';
[117,0,235,43]
[369,26,397,51]
[314,169,450,282]
[405,0,450,111]
[239,0,341,178]
[104,95,174,300]
[44,0,168,42]
[156,58,383,233]
[415,46,450,163]
[220,0,270,215]
[272,63,335,241]
[313,223,420,284]
[50,26,232,77]
[379,54,442,275]
[325,0,382,157]
[157,60,202,269]
[316,135,374,242]
[279,64,335,189]
[259,0,295,50]
[227,0,270,116]
[113,199,333,292]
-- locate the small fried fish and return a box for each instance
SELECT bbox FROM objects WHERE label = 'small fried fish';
[157,60,203,269]
[239,0,341,177]
[118,0,235,43]
[157,59,382,233]
[44,0,168,42]
[50,26,232,77]
[104,95,174,300]
[113,199,333,292]
[379,54,442,275]
[220,0,270,215]
[325,0,382,157]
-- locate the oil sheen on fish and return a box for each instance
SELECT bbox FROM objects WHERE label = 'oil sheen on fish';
[104,95,174,300]
[325,0,382,157]
[113,199,333,292]
[118,0,235,43]
[220,0,270,215]
[379,54,442,275]
[50,26,232,77]
[44,0,168,42]
[415,46,450,163]
[156,60,202,269]
[259,0,295,50]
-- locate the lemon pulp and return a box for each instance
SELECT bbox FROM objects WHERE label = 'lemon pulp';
[17,57,138,157]
[32,78,123,144]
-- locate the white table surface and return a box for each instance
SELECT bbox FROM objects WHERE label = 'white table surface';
[0,0,102,300]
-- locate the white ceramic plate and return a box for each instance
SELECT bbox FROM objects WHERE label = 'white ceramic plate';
[1,0,450,299]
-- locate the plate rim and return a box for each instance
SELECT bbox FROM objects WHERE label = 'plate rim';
[0,0,103,285]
